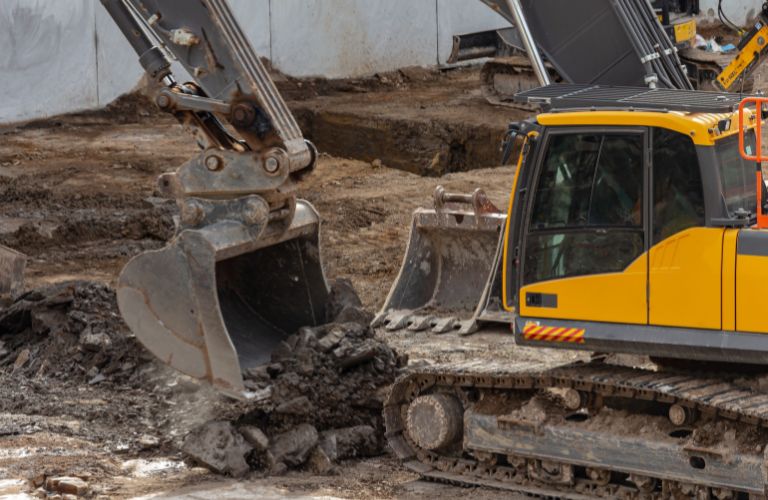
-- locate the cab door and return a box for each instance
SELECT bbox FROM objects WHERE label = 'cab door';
[518,128,648,324]
[649,128,722,329]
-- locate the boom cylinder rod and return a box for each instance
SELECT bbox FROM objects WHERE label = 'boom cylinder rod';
[503,0,551,86]
[100,0,171,81]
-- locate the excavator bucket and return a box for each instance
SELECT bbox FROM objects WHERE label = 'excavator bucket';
[374,187,513,336]
[117,200,329,399]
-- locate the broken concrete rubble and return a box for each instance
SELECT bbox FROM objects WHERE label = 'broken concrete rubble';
[180,421,252,477]
[0,281,150,383]
[177,279,403,477]
[269,423,319,467]
[44,477,89,496]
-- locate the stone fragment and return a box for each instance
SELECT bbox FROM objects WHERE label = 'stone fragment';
[45,477,88,496]
[269,424,319,466]
[79,327,112,352]
[324,426,378,459]
[181,421,252,477]
[239,426,269,452]
[333,339,379,369]
[326,278,363,321]
[317,325,350,352]
[318,432,338,461]
[138,434,160,449]
[276,396,313,416]
[334,305,373,325]
[12,348,30,371]
[307,446,334,474]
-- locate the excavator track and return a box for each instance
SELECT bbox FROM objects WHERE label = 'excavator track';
[385,360,768,498]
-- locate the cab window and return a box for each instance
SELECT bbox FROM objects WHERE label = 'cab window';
[524,132,644,285]
[715,131,757,218]
[652,128,705,243]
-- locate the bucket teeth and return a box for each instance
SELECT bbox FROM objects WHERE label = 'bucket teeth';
[406,315,435,331]
[431,317,459,335]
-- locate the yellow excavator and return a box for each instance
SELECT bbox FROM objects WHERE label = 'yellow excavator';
[97,0,768,497]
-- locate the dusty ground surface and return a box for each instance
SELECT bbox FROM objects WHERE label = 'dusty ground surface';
[0,69,578,499]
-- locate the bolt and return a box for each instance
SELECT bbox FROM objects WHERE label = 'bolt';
[180,200,205,226]
[205,154,223,171]
[155,93,172,110]
[264,156,280,174]
[242,198,268,226]
[231,103,256,127]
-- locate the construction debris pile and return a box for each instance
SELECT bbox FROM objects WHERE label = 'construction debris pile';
[180,279,406,477]
[0,281,149,384]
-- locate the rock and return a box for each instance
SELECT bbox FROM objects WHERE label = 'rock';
[239,426,269,452]
[79,327,112,352]
[270,461,288,476]
[276,396,313,416]
[307,446,334,474]
[138,434,160,449]
[181,421,252,477]
[326,278,363,320]
[333,339,379,369]
[45,477,88,496]
[318,432,338,461]
[12,348,30,372]
[325,426,379,459]
[317,324,357,352]
[334,305,373,325]
[269,424,319,466]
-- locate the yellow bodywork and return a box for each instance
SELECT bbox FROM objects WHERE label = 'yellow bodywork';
[673,19,697,44]
[722,229,739,331]
[717,23,768,90]
[537,109,752,146]
[649,228,723,329]
[736,240,768,334]
[519,254,647,324]
[519,228,728,329]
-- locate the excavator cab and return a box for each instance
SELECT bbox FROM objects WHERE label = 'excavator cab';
[502,84,768,364]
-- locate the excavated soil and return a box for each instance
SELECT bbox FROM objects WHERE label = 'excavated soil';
[0,69,578,499]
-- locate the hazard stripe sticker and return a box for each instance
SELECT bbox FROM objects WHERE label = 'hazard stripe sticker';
[522,322,585,344]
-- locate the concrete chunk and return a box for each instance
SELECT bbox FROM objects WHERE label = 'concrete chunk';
[181,421,252,477]
[269,424,318,466]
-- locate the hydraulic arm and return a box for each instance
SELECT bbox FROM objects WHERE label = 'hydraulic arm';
[101,0,328,398]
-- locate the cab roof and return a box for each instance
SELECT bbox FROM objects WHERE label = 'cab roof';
[516,84,757,146]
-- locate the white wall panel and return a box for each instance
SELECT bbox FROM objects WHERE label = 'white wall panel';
[0,0,98,123]
[270,0,438,78]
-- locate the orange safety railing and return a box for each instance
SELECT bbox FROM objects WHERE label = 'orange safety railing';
[738,97,768,229]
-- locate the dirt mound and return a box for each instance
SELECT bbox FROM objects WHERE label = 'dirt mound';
[0,281,150,384]
[180,279,406,477]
